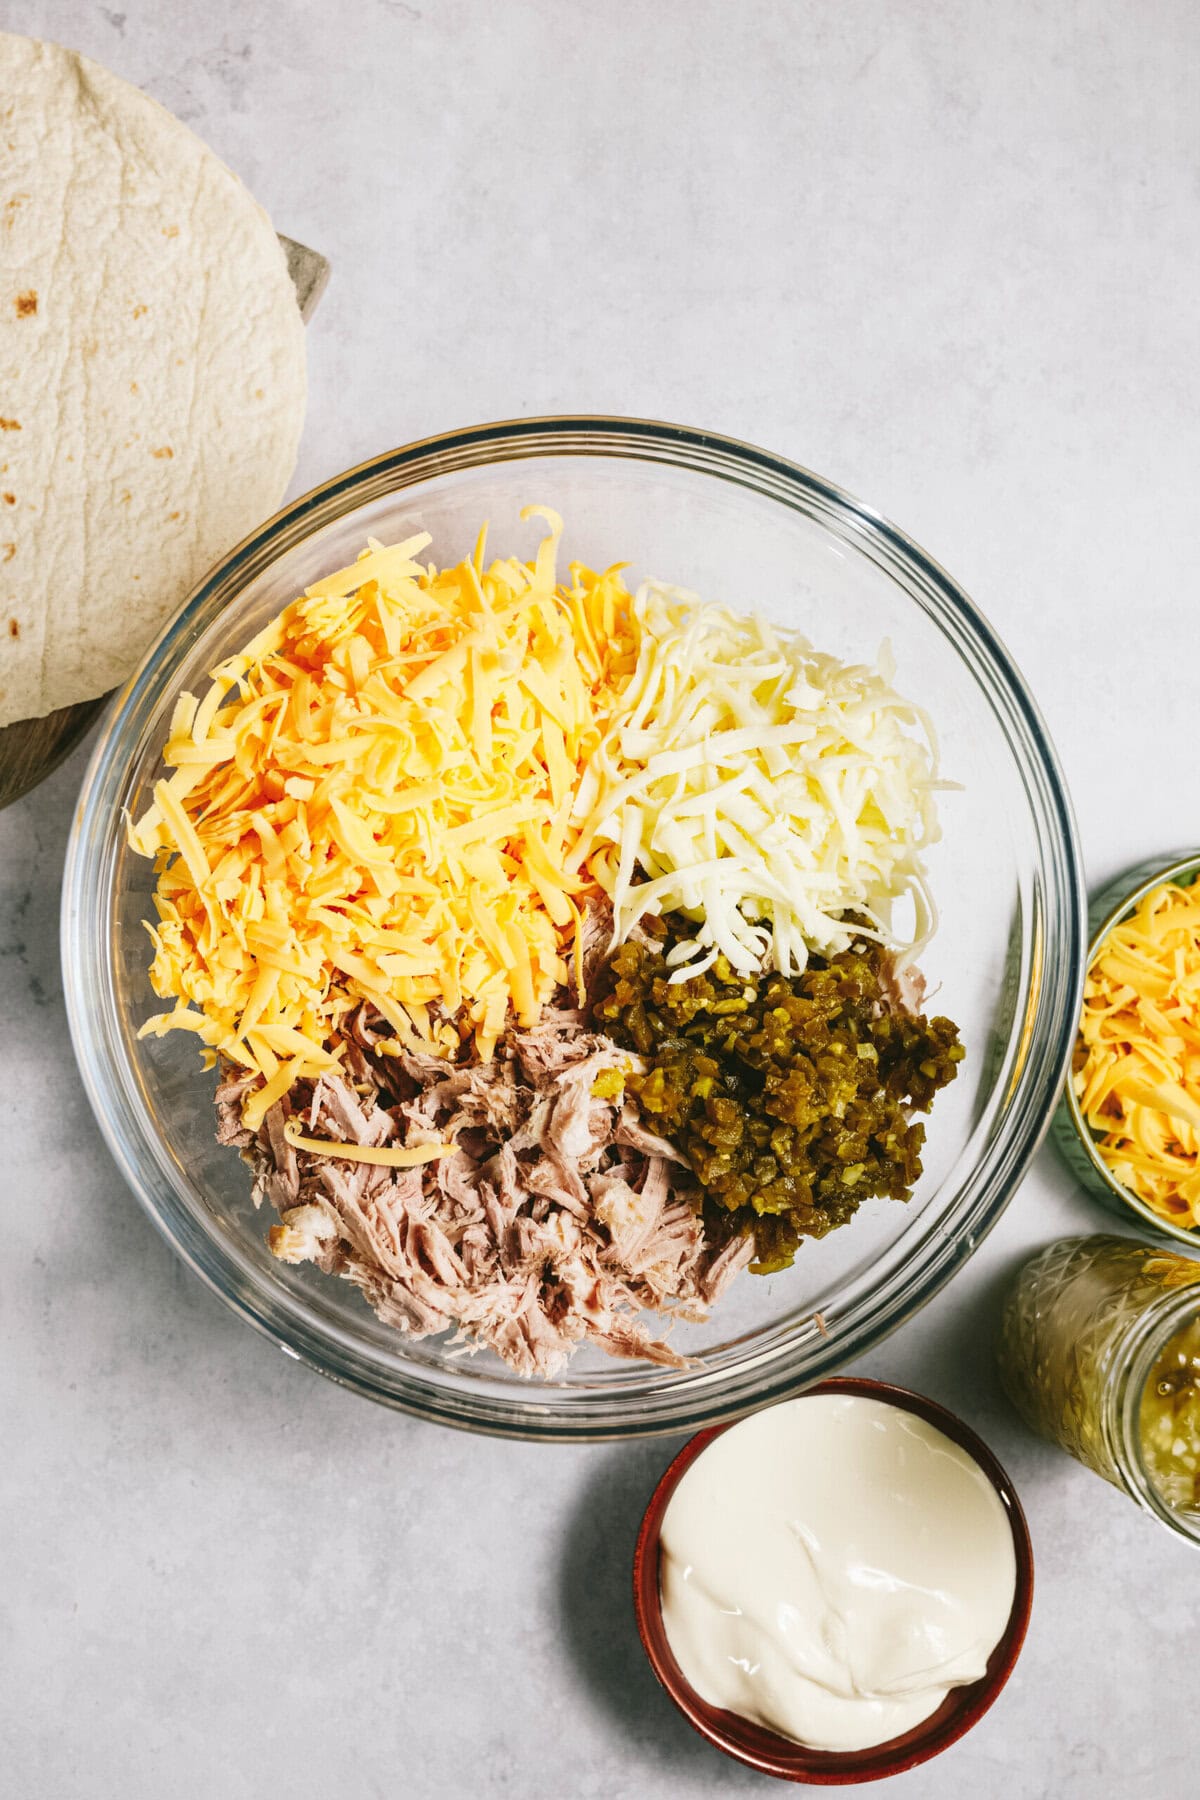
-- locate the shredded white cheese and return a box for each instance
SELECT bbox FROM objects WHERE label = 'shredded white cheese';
[567,581,943,978]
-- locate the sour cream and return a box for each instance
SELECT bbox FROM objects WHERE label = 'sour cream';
[659,1393,1017,1753]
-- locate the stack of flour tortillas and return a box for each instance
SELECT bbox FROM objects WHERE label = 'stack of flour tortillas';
[0,32,308,727]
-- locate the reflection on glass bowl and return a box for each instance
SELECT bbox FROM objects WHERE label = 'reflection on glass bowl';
[62,417,1084,1440]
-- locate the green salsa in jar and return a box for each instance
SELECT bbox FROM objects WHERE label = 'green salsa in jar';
[997,1234,1200,1543]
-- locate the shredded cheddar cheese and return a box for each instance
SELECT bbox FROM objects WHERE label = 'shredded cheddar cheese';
[1075,878,1200,1229]
[279,1121,455,1166]
[130,508,638,1089]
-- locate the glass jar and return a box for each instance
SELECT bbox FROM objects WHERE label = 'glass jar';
[1049,851,1200,1249]
[997,1234,1200,1544]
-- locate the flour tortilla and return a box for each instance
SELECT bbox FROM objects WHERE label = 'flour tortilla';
[0,33,307,725]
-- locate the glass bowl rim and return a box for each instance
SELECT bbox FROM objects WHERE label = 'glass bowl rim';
[61,413,1086,1440]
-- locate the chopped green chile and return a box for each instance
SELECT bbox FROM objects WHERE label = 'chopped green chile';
[593,927,963,1272]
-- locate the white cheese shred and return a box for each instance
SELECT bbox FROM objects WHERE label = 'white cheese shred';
[568,581,943,979]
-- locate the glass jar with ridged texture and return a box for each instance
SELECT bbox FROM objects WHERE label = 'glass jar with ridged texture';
[997,1235,1200,1544]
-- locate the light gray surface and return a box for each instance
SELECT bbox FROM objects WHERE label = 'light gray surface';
[2,2,1197,1795]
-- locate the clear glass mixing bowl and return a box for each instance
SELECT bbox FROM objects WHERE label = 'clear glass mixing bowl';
[62,417,1084,1440]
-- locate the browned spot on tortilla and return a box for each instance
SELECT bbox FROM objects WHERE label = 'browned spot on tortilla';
[4,194,28,229]
[1,544,14,562]
[162,225,180,238]
[151,446,174,459]
[7,618,17,638]
[132,304,148,319]
[119,491,131,505]
[130,382,139,394]
[0,418,19,430]
[168,511,182,520]
[2,493,14,505]
[255,388,264,399]
[15,289,36,317]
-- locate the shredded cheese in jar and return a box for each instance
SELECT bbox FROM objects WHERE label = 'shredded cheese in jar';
[1075,877,1200,1228]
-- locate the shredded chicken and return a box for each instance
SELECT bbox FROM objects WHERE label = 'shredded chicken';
[216,997,752,1378]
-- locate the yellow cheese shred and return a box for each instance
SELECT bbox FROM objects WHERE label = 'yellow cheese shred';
[130,509,639,1097]
[280,1121,455,1167]
[1075,878,1200,1228]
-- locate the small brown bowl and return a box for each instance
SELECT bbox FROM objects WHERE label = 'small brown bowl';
[633,1377,1034,1785]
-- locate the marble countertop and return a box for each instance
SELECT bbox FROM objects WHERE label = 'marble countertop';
[4,3,1197,1795]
